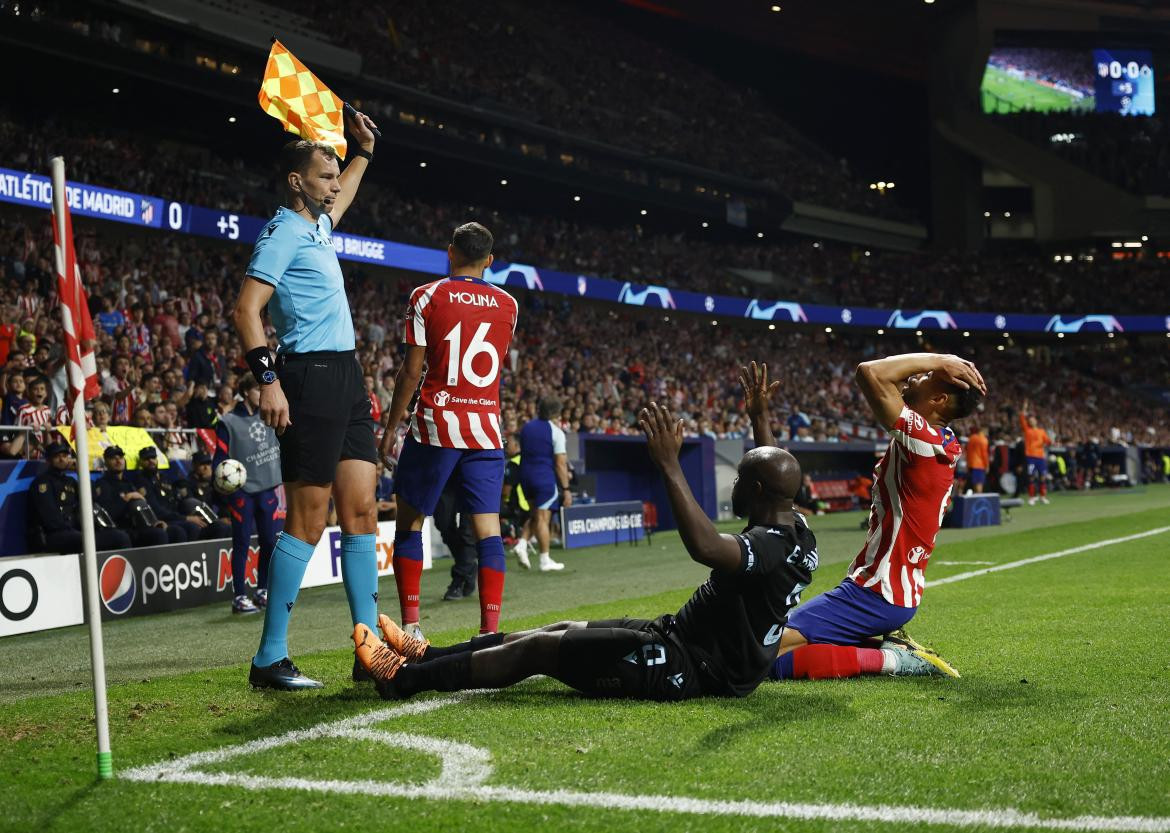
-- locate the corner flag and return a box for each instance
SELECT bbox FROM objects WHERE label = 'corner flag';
[258,39,348,159]
[51,156,112,781]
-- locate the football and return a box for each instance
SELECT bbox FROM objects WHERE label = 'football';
[213,459,247,494]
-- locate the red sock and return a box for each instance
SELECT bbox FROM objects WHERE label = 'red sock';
[392,555,423,625]
[1028,483,1036,497]
[790,644,885,679]
[1040,483,1048,496]
[478,566,505,633]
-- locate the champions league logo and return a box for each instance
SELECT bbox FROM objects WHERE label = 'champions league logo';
[248,421,268,443]
[618,283,676,309]
[744,300,808,323]
[1044,315,1124,334]
[483,262,544,291]
[886,310,958,330]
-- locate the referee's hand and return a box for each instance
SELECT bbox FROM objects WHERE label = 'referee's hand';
[259,381,291,435]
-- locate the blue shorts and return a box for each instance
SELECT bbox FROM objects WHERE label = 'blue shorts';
[968,468,986,486]
[521,478,560,510]
[395,437,505,517]
[1027,457,1047,477]
[786,579,916,645]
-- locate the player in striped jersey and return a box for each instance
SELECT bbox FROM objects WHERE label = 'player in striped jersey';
[741,355,985,681]
[379,222,519,637]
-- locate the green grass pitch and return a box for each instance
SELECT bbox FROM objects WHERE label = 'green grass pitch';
[2,486,1169,833]
[981,66,1096,113]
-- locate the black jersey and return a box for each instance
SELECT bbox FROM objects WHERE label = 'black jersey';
[672,515,818,697]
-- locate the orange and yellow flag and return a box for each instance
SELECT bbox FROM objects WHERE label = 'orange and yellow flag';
[258,39,347,159]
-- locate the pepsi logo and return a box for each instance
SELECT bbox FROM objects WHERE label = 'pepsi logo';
[100,555,136,615]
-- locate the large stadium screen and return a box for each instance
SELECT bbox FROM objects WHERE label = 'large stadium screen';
[982,47,1155,116]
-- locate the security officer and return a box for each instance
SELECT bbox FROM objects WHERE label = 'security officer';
[174,451,231,539]
[29,441,131,554]
[93,446,168,547]
[132,445,205,542]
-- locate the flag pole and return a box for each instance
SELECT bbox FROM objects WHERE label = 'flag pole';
[51,156,112,780]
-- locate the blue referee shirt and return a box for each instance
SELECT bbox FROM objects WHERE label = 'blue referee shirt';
[245,206,356,353]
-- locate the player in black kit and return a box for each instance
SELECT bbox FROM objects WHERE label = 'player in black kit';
[354,401,816,701]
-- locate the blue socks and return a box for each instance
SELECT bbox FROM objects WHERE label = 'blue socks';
[339,532,378,631]
[254,532,315,667]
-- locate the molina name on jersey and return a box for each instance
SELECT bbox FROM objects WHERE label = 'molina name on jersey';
[403,276,518,450]
[847,405,961,608]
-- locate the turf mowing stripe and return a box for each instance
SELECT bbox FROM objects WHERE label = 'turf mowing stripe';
[929,525,1170,588]
[122,689,1170,832]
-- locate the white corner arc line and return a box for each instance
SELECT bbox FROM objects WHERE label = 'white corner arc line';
[929,525,1170,588]
[121,688,1170,832]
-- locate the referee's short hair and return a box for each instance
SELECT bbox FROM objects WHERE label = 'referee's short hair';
[280,139,338,177]
[451,222,493,265]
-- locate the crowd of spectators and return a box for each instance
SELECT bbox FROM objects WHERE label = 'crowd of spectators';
[5,108,1170,315]
[1,208,1165,474]
[13,0,912,220]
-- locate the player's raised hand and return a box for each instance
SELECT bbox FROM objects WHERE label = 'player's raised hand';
[739,360,780,417]
[259,380,291,435]
[639,401,684,469]
[936,355,987,395]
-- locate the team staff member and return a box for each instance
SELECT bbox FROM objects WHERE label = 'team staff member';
[93,446,168,547]
[215,374,282,616]
[354,403,816,703]
[232,110,381,690]
[965,425,989,493]
[517,398,570,572]
[30,441,131,553]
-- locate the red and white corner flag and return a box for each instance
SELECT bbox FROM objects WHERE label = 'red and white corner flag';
[51,156,112,781]
[51,183,100,404]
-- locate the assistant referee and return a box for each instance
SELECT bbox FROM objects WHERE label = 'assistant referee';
[232,109,381,691]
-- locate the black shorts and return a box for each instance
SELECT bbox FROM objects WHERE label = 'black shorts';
[276,350,377,484]
[556,615,703,701]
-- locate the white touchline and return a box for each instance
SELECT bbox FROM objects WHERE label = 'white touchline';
[929,525,1170,588]
[122,686,1170,831]
[936,560,995,566]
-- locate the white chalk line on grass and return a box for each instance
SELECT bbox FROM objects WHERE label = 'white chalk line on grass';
[121,526,1170,831]
[123,687,1170,831]
[929,525,1170,587]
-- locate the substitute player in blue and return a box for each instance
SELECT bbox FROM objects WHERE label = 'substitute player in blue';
[517,397,571,571]
[215,373,282,615]
[232,109,382,690]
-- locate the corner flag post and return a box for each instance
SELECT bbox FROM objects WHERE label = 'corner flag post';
[50,156,113,780]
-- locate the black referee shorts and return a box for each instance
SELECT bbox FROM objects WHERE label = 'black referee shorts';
[276,350,377,484]
[555,615,703,701]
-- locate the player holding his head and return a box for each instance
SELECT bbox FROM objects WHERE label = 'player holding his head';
[1019,401,1051,505]
[354,402,816,702]
[740,354,986,681]
[379,222,519,637]
[232,109,382,690]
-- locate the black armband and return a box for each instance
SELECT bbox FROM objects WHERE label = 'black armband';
[350,146,373,162]
[246,346,278,385]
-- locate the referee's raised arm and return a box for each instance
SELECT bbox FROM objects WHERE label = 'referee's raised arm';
[330,109,378,228]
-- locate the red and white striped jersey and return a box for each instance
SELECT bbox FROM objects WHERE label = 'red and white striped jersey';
[18,403,54,451]
[847,406,961,608]
[403,276,518,450]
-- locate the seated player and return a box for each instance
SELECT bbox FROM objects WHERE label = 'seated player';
[353,402,816,702]
[739,357,984,681]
